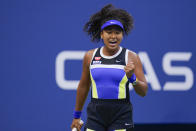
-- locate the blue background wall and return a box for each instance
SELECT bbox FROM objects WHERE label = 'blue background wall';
[1,0,196,130]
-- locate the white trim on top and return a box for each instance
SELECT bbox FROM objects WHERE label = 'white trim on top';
[100,46,122,59]
[90,48,98,68]
[90,64,125,70]
[125,49,129,65]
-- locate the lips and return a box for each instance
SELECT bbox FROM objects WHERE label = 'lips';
[109,41,117,44]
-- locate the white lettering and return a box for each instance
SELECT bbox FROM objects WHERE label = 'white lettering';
[163,52,193,91]
[55,51,85,90]
[138,52,161,91]
[55,51,194,91]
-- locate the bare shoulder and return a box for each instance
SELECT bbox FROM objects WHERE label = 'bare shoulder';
[83,49,97,66]
[128,49,137,57]
[85,49,96,60]
[85,49,95,57]
[127,49,138,63]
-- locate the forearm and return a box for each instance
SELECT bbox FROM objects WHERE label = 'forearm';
[75,85,90,111]
[133,81,148,97]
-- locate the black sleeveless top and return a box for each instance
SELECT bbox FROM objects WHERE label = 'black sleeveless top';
[89,46,130,101]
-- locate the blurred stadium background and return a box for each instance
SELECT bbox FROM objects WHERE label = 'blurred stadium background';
[1,0,196,130]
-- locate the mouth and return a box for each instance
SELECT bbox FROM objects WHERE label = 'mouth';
[109,41,117,45]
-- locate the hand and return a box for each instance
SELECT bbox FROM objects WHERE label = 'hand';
[124,62,135,78]
[71,119,83,131]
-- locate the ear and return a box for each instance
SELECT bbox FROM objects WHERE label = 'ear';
[121,32,124,40]
[100,31,103,39]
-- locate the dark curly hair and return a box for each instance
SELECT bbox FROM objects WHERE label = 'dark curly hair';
[83,4,134,43]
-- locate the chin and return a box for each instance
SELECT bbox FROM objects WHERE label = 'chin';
[108,45,119,51]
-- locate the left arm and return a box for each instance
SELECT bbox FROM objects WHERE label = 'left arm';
[133,54,148,97]
[124,51,148,97]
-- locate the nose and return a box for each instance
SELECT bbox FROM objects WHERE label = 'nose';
[111,32,116,39]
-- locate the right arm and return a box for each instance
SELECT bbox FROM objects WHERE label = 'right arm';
[71,50,94,131]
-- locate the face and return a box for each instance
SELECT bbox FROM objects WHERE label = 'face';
[101,25,123,52]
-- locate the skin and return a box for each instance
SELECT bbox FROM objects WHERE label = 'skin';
[71,25,148,130]
[101,26,123,56]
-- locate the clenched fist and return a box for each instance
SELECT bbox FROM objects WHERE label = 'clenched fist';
[71,119,83,131]
[124,62,135,78]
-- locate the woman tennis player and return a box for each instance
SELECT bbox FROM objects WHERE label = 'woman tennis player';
[71,4,148,131]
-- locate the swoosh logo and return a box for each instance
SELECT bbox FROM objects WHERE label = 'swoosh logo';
[125,123,131,126]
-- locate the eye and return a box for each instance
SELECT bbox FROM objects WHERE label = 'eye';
[106,31,112,34]
[116,32,120,34]
[115,31,121,34]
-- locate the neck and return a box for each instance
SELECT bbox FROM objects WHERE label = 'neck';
[102,46,120,56]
